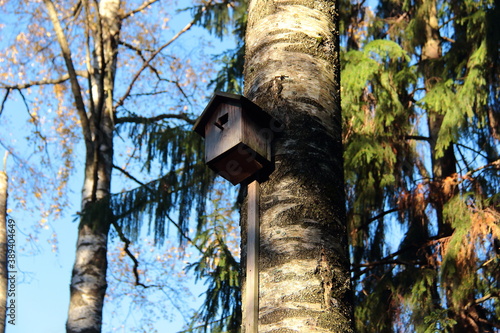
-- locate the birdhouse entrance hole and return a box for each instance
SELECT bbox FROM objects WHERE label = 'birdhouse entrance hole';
[215,113,229,130]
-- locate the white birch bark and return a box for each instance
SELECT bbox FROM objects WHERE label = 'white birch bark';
[242,1,354,332]
[66,1,121,332]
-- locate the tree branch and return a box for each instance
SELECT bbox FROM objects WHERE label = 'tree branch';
[109,171,200,250]
[119,40,170,82]
[0,89,10,117]
[465,292,499,310]
[352,207,400,232]
[405,135,431,141]
[0,72,88,90]
[122,0,160,20]
[43,0,92,145]
[112,164,150,189]
[118,41,193,103]
[456,142,491,163]
[352,235,452,279]
[111,221,160,288]
[115,113,194,125]
[116,7,206,108]
[459,159,500,184]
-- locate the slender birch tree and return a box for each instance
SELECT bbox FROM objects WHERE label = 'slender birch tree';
[0,0,227,331]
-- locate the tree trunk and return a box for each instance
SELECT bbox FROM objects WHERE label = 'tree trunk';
[419,1,486,331]
[242,1,353,332]
[421,0,457,236]
[0,169,7,333]
[66,1,120,332]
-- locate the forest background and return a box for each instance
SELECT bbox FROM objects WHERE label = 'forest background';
[0,0,499,332]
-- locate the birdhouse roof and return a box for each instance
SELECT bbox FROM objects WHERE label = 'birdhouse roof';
[193,91,275,137]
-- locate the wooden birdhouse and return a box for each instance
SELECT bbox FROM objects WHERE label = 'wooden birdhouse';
[193,92,280,185]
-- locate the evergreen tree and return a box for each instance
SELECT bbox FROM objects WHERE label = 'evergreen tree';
[341,0,500,331]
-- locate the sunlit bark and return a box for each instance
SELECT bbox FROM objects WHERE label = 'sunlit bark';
[56,0,120,332]
[242,1,353,332]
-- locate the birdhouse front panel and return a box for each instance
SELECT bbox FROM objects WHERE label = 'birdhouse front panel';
[204,101,242,163]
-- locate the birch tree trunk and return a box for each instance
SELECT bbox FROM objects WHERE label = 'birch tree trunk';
[242,1,354,331]
[0,169,7,333]
[60,1,121,332]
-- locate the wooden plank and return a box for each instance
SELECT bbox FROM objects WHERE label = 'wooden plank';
[246,180,260,333]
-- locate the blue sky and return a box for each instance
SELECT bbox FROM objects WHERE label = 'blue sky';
[0,2,236,332]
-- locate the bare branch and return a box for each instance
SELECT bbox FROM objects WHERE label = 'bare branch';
[119,40,168,81]
[456,142,491,163]
[116,113,194,125]
[119,40,156,55]
[111,221,160,288]
[0,72,88,90]
[441,36,455,44]
[460,159,500,183]
[116,7,207,108]
[0,89,10,117]
[405,135,431,141]
[17,90,55,170]
[112,164,150,189]
[43,0,92,144]
[122,0,160,20]
[465,292,500,310]
[352,207,400,232]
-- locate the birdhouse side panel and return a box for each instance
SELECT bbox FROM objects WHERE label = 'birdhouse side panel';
[204,103,243,163]
[241,112,272,163]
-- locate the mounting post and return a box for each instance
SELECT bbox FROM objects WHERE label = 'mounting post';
[245,180,260,333]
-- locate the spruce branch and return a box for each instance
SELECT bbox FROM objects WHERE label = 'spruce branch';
[108,173,201,251]
[116,113,194,125]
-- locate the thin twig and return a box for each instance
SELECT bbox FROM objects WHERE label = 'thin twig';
[352,207,400,232]
[122,0,160,19]
[112,164,150,189]
[116,6,207,108]
[0,72,88,90]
